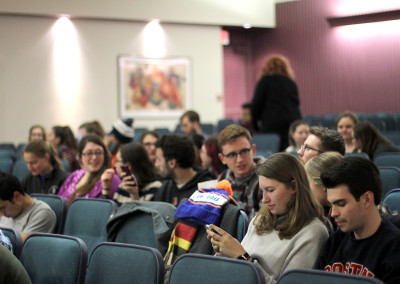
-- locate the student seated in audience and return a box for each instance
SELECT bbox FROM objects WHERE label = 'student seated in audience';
[77,120,105,142]
[47,125,80,171]
[0,245,31,284]
[58,135,120,205]
[189,133,205,168]
[240,102,255,134]
[336,111,359,153]
[180,110,202,135]
[154,134,213,206]
[285,119,309,153]
[101,142,162,204]
[22,140,69,195]
[0,172,56,241]
[317,156,400,283]
[200,135,225,179]
[297,126,345,165]
[217,124,266,218]
[207,153,328,284]
[305,151,343,225]
[28,124,46,142]
[140,130,160,165]
[354,121,400,160]
[105,118,134,167]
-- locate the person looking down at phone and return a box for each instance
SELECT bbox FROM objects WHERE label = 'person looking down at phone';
[207,152,329,284]
[101,142,162,204]
[58,135,120,205]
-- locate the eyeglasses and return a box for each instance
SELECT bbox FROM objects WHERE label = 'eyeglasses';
[222,148,252,160]
[143,142,156,147]
[82,151,104,157]
[300,144,323,153]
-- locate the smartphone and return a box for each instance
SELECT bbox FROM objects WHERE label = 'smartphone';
[204,224,221,236]
[119,166,138,185]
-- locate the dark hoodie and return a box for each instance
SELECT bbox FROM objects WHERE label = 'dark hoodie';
[154,168,214,206]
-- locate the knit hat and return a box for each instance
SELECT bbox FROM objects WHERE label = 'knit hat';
[110,118,134,143]
[174,180,233,226]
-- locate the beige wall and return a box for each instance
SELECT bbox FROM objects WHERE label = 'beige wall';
[0,15,224,143]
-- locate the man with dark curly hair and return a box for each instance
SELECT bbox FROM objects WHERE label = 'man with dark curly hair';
[154,134,213,206]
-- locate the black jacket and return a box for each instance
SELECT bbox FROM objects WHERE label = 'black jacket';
[154,168,214,206]
[22,167,70,195]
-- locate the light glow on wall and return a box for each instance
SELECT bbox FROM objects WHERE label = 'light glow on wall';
[52,17,81,101]
[142,20,166,58]
[336,0,400,16]
[336,19,400,38]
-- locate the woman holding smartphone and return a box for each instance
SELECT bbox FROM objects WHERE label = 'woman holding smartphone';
[207,152,328,283]
[101,142,162,205]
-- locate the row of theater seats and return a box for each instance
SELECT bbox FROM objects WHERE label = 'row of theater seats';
[3,233,383,283]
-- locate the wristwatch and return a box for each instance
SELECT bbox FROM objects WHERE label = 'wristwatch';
[236,252,251,261]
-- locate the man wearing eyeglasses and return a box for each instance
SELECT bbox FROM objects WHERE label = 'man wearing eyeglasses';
[298,126,345,165]
[217,125,265,218]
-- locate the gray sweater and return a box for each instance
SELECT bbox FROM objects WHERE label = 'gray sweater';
[242,217,328,284]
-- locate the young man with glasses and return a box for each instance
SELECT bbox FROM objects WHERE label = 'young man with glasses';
[298,126,345,165]
[217,124,265,218]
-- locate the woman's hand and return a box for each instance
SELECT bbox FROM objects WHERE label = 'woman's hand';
[101,168,115,189]
[206,224,246,258]
[120,175,139,200]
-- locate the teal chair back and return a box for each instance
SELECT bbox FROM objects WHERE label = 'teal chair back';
[85,242,165,284]
[378,167,400,198]
[0,158,13,173]
[169,254,266,284]
[115,211,157,249]
[374,153,400,168]
[252,133,281,154]
[12,159,29,181]
[63,198,117,255]
[277,269,384,284]
[31,193,68,234]
[0,227,23,258]
[20,233,87,284]
[383,188,400,213]
[236,210,249,242]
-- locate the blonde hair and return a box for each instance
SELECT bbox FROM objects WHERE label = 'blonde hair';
[259,55,295,80]
[305,152,343,187]
[254,152,323,239]
[24,140,63,170]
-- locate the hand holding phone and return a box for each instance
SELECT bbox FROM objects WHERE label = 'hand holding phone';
[205,224,221,236]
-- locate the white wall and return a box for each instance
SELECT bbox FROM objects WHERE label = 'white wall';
[0,15,224,143]
[0,0,275,28]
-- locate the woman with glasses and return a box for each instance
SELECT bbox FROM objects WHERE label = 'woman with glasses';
[102,142,162,205]
[207,152,328,283]
[28,124,46,142]
[58,135,120,205]
[140,130,160,165]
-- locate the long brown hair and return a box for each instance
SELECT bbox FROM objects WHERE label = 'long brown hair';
[24,140,63,170]
[353,121,391,160]
[67,135,110,204]
[254,152,323,239]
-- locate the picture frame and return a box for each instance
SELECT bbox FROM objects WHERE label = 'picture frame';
[118,55,191,118]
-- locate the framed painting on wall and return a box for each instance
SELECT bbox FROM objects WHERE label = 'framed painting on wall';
[118,55,191,118]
